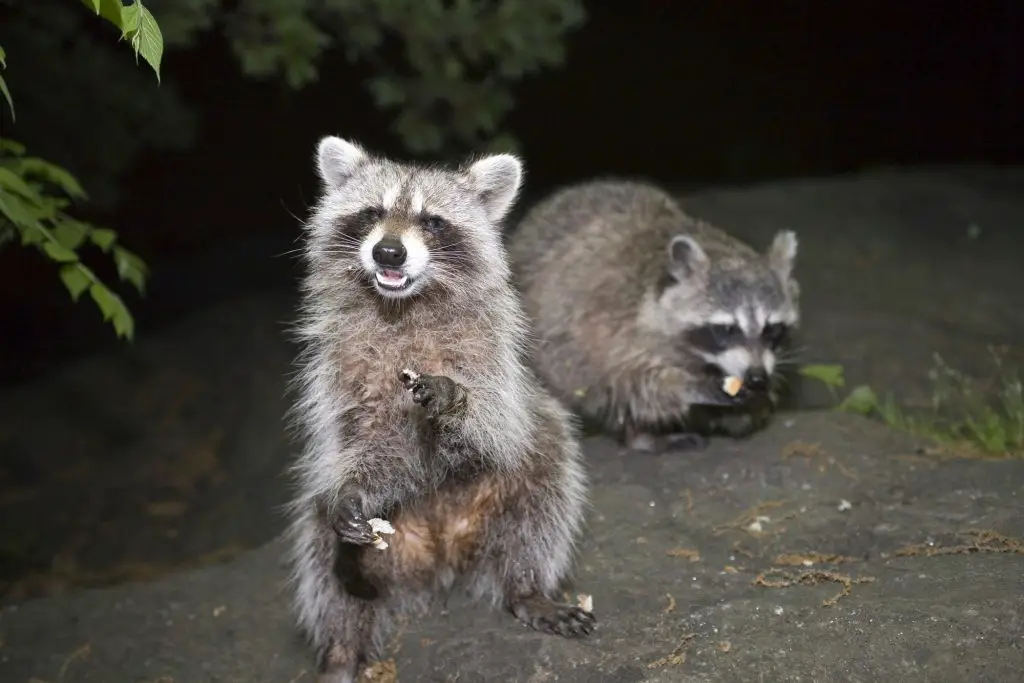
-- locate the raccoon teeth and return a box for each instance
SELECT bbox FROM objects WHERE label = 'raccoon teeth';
[368,517,395,551]
[375,270,408,288]
[722,375,743,397]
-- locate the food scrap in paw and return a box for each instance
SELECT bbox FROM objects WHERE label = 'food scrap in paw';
[399,368,420,389]
[368,517,396,550]
[576,593,594,612]
[722,375,743,397]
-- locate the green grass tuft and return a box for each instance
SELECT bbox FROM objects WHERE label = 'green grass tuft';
[799,347,1024,459]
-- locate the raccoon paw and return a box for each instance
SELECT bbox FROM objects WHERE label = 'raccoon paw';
[315,641,361,683]
[625,430,708,453]
[662,431,710,451]
[510,595,597,638]
[400,370,465,419]
[330,499,379,547]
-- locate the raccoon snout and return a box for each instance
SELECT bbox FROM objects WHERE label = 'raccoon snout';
[744,367,770,393]
[372,238,407,267]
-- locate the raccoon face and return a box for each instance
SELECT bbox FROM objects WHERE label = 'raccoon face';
[307,136,523,300]
[655,230,800,400]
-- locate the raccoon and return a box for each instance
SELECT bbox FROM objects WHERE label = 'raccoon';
[284,137,595,683]
[507,179,800,452]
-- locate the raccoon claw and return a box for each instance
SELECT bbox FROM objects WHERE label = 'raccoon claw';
[511,596,597,638]
[400,370,465,419]
[330,501,378,547]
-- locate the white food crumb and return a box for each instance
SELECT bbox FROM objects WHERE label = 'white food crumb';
[576,593,593,612]
[774,606,784,615]
[747,515,771,533]
[368,517,396,551]
[838,499,852,512]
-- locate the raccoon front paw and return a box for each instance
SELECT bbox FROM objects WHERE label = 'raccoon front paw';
[329,499,379,547]
[399,369,466,420]
[510,595,597,638]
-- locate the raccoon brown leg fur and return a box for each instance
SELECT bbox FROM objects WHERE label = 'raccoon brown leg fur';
[470,467,596,638]
[289,509,375,683]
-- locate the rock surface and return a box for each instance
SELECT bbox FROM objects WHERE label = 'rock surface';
[2,410,1022,683]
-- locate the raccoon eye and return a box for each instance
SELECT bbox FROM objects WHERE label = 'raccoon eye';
[762,323,789,347]
[359,206,386,223]
[709,324,741,345]
[420,214,448,235]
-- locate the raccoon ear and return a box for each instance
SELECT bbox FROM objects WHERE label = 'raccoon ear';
[316,136,367,190]
[767,230,798,280]
[667,234,710,282]
[466,154,524,223]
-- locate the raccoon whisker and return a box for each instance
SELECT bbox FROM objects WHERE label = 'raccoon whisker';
[275,246,308,259]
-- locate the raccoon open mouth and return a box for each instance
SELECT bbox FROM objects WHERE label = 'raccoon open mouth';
[374,268,411,291]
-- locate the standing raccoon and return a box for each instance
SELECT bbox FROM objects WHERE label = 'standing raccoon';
[507,179,800,452]
[285,137,595,683]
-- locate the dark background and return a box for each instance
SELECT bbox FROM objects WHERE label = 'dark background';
[1,0,1021,385]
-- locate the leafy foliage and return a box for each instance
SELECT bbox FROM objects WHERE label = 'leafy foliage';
[0,1,161,340]
[0,138,149,341]
[799,350,1024,458]
[0,1,193,208]
[144,0,588,155]
[82,0,166,82]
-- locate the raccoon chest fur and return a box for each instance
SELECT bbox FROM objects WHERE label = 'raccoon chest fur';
[330,318,492,474]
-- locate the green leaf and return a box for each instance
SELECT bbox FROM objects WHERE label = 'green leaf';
[89,227,118,251]
[59,264,92,302]
[837,385,880,416]
[0,74,13,123]
[89,282,134,340]
[0,44,6,69]
[0,139,26,156]
[122,2,164,83]
[798,363,846,391]
[0,193,35,227]
[368,77,407,108]
[113,244,148,293]
[53,221,88,250]
[42,241,79,263]
[17,158,87,199]
[91,0,126,31]
[0,167,38,200]
[88,281,119,320]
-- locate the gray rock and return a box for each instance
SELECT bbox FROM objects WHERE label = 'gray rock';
[3,411,1022,683]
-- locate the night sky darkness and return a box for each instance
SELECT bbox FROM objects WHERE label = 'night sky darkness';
[1,0,1021,385]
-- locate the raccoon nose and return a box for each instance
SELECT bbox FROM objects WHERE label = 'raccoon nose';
[372,239,407,267]
[745,367,769,392]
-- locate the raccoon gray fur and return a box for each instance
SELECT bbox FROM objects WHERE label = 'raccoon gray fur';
[507,179,800,453]
[284,136,595,683]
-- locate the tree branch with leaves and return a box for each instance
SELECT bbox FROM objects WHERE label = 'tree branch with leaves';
[0,0,165,340]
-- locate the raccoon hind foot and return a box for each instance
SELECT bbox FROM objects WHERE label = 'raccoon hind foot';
[625,429,708,453]
[510,594,597,638]
[316,641,363,683]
